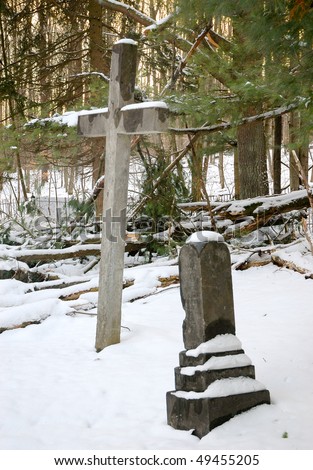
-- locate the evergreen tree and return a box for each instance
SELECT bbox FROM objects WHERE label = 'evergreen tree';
[173,0,313,197]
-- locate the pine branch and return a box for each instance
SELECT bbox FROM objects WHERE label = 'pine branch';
[70,71,110,82]
[99,0,155,27]
[160,23,213,96]
[169,102,302,135]
[128,122,210,219]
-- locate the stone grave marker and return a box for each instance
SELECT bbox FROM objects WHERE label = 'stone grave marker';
[166,231,270,438]
[78,39,168,351]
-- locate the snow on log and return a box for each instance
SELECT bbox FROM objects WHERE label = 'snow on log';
[0,298,72,334]
[178,190,309,219]
[213,190,308,220]
[0,240,146,266]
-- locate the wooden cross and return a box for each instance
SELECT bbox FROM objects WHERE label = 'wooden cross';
[78,39,168,352]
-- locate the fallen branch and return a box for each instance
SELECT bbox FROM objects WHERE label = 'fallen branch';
[129,284,179,303]
[271,253,309,275]
[233,251,273,271]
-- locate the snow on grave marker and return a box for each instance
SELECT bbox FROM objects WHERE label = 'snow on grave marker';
[166,232,270,438]
[77,40,168,351]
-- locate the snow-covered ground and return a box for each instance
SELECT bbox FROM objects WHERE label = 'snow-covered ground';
[1,239,313,451]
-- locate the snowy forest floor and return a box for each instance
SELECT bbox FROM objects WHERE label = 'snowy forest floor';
[1,239,313,450]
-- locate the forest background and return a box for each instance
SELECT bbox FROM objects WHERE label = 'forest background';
[0,0,312,250]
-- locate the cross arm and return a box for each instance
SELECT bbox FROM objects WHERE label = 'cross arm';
[77,101,168,138]
[118,101,168,135]
[77,107,109,137]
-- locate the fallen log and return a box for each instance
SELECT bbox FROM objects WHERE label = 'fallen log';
[158,275,180,287]
[31,278,89,291]
[0,268,48,283]
[60,278,135,301]
[60,286,99,301]
[2,240,146,266]
[217,190,309,220]
[0,319,43,334]
[179,190,309,221]
[178,190,309,240]
[60,275,179,301]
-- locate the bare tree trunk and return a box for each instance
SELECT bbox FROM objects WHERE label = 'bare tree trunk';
[89,0,109,82]
[88,0,109,216]
[190,143,203,202]
[289,111,300,190]
[237,116,269,198]
[234,147,240,199]
[289,111,309,190]
[202,155,209,189]
[218,151,225,189]
[68,166,75,196]
[273,115,282,194]
[299,146,308,184]
[66,2,84,105]
[0,7,28,202]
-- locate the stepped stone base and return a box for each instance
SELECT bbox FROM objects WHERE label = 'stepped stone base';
[167,346,271,438]
[175,364,256,392]
[166,389,271,439]
[179,349,244,367]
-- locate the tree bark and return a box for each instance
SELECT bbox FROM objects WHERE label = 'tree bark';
[189,139,203,202]
[234,147,240,199]
[237,116,269,198]
[273,115,282,194]
[219,151,225,189]
[89,0,110,88]
[88,0,108,216]
[289,111,309,191]
[289,111,301,190]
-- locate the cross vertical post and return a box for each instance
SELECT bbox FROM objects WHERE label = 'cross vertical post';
[95,40,137,351]
[77,39,168,352]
